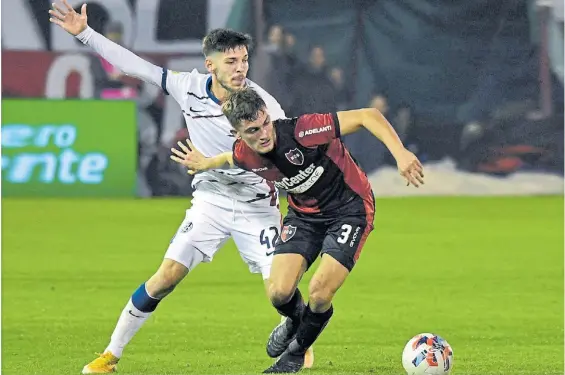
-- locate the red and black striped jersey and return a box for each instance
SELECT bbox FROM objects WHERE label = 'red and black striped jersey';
[233,113,373,215]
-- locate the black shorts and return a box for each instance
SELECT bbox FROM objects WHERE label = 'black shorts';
[274,195,375,271]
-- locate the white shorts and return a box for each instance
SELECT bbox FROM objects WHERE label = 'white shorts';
[164,197,282,279]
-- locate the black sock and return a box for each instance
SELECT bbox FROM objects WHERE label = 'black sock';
[291,304,333,354]
[273,289,305,322]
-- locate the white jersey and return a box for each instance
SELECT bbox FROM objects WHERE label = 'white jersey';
[74,27,286,211]
[163,69,286,210]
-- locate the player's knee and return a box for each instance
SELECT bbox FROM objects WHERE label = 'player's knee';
[147,260,188,298]
[268,280,296,307]
[308,278,335,312]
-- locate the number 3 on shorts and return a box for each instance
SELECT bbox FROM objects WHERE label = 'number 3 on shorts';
[337,224,353,244]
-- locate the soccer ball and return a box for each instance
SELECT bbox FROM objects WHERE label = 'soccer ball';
[401,333,453,375]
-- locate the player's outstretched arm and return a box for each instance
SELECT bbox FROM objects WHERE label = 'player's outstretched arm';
[49,0,162,86]
[170,140,234,174]
[337,108,424,187]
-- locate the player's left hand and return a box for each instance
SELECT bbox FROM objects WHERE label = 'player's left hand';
[49,0,88,36]
[170,139,207,175]
[395,149,424,187]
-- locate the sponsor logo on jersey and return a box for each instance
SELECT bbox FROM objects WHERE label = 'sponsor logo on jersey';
[285,148,304,166]
[298,125,332,138]
[280,225,297,242]
[274,163,324,194]
[252,167,269,172]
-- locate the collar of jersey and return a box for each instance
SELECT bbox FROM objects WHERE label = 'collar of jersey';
[205,76,221,105]
[205,75,250,105]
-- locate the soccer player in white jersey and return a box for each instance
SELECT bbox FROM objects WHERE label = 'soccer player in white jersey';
[49,1,313,373]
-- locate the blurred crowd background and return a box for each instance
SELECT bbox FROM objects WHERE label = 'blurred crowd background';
[2,0,563,197]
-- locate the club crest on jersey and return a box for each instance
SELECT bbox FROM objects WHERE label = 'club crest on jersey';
[280,225,297,242]
[285,148,304,166]
[180,221,193,233]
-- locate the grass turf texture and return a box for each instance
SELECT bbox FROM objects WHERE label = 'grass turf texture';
[2,196,563,375]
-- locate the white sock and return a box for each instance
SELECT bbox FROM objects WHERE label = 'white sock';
[104,298,152,358]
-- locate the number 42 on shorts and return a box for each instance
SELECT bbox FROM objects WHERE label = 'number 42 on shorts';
[260,226,280,253]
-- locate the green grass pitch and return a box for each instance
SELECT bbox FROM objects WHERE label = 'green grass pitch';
[2,196,563,375]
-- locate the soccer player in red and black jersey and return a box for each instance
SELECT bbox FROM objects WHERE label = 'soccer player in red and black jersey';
[171,87,424,373]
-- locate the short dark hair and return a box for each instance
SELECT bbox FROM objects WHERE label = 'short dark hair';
[202,29,253,57]
[221,88,266,129]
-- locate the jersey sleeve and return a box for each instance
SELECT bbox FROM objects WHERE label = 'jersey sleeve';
[161,69,197,103]
[294,113,341,147]
[75,26,162,86]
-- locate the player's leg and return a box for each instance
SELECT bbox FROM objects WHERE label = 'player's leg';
[231,209,313,363]
[82,258,197,374]
[262,216,326,373]
[290,254,349,353]
[267,213,324,320]
[289,199,375,357]
[82,202,229,374]
[265,199,375,373]
[264,254,350,374]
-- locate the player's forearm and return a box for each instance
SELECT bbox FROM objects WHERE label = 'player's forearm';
[361,108,405,158]
[205,152,235,170]
[75,26,162,86]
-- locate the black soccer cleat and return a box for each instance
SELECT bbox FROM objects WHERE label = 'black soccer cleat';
[266,317,300,358]
[263,349,305,374]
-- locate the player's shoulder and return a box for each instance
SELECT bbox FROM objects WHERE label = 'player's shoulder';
[247,79,286,118]
[168,68,208,84]
[296,113,338,127]
[232,138,252,162]
[232,138,266,172]
[179,69,208,87]
[246,79,273,99]
[293,113,340,145]
[167,69,212,100]
[273,117,299,136]
[232,139,262,169]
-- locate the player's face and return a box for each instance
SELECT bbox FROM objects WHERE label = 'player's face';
[237,110,275,153]
[208,46,249,92]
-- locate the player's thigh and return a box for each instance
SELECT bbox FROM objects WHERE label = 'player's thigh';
[274,212,326,271]
[322,211,374,272]
[231,209,282,279]
[268,253,308,300]
[165,201,230,270]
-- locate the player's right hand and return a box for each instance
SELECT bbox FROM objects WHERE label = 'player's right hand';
[395,148,425,188]
[170,139,208,175]
[49,1,88,36]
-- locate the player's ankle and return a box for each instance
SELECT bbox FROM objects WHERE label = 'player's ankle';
[288,339,308,355]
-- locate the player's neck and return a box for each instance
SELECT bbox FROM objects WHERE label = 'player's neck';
[210,79,231,103]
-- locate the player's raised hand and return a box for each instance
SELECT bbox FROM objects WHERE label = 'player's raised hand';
[49,1,88,36]
[395,148,424,188]
[170,139,208,175]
